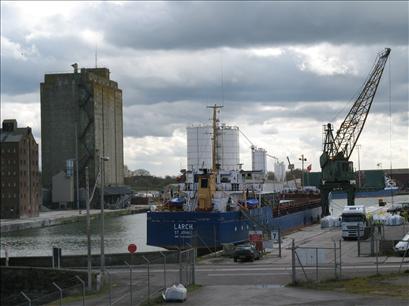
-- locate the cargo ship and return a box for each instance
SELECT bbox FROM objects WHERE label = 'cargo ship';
[147,106,321,249]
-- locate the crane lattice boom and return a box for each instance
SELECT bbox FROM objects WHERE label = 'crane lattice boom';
[330,48,391,160]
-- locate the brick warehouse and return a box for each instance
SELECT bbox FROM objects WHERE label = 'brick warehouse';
[0,120,40,218]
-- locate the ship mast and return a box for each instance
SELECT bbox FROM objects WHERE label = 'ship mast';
[207,104,223,172]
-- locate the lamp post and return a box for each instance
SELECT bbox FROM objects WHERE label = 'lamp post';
[356,145,361,189]
[299,154,307,190]
[74,125,80,214]
[99,155,109,279]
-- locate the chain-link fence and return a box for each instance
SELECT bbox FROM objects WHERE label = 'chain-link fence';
[2,276,86,306]
[94,249,196,306]
[291,240,341,283]
[290,227,409,284]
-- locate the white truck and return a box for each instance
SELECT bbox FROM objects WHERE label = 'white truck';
[341,205,369,240]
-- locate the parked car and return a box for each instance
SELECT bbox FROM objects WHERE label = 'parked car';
[394,232,409,256]
[233,244,261,262]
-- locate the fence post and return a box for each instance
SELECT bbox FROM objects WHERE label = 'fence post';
[52,282,63,306]
[192,248,196,285]
[357,226,361,256]
[124,261,133,306]
[376,239,379,275]
[142,256,151,305]
[339,240,342,279]
[179,248,183,283]
[20,291,31,306]
[291,239,296,284]
[75,275,86,306]
[399,238,409,272]
[333,240,337,280]
[105,269,112,306]
[160,251,167,289]
[315,247,318,281]
[185,251,189,285]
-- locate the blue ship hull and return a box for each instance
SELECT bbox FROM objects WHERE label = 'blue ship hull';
[147,205,322,249]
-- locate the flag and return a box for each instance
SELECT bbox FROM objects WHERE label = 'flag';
[306,164,312,172]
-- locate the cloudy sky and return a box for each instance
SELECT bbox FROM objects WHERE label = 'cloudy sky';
[1,1,408,176]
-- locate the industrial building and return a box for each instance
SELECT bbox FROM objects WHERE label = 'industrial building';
[251,146,267,174]
[40,66,124,206]
[0,120,40,219]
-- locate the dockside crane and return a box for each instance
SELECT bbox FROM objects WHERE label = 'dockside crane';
[320,48,391,216]
[286,156,299,189]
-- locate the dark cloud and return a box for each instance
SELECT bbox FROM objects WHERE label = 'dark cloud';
[1,2,408,140]
[94,2,408,50]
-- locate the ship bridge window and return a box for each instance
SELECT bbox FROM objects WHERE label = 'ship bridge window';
[200,178,208,188]
[220,175,230,183]
[232,183,239,191]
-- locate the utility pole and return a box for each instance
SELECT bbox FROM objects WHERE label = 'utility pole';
[299,154,307,190]
[100,156,109,280]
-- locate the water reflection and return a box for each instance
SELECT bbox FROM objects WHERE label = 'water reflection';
[1,213,163,257]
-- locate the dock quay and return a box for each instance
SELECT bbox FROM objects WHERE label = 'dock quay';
[0,205,149,233]
[2,223,408,306]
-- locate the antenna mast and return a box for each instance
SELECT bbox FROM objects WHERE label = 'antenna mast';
[207,104,223,172]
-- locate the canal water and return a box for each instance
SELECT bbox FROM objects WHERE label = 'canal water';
[1,195,408,257]
[1,213,163,257]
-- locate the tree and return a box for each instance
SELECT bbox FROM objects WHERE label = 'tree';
[267,171,275,181]
[285,168,302,181]
[134,169,151,176]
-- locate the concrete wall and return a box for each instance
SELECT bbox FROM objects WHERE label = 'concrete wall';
[52,171,74,203]
[0,251,179,268]
[93,76,124,186]
[40,74,79,189]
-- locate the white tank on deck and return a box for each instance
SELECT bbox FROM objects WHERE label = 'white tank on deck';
[251,147,267,174]
[186,125,240,171]
[217,125,240,171]
[274,161,286,182]
[187,126,213,171]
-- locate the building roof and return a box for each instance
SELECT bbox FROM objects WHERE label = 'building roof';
[0,120,33,143]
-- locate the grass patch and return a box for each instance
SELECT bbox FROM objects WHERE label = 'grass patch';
[140,284,203,306]
[290,272,409,299]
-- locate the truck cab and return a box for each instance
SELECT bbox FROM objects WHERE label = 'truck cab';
[341,205,368,240]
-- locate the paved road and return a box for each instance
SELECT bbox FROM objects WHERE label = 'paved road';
[164,285,409,306]
[59,223,409,305]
